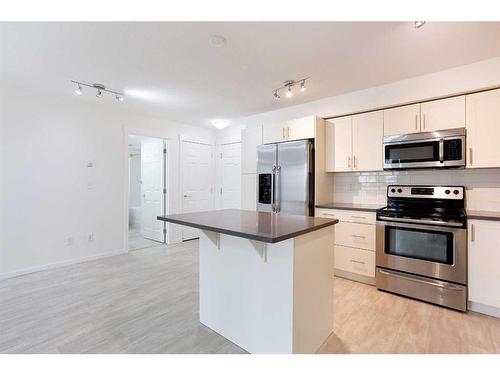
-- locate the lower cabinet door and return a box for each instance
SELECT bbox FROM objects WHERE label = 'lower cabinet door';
[334,245,375,277]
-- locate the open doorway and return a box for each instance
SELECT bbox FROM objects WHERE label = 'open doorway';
[128,134,167,251]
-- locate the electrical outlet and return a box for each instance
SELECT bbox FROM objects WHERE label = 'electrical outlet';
[88,233,95,242]
[66,236,74,246]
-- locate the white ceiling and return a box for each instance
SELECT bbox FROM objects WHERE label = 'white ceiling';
[1,22,500,127]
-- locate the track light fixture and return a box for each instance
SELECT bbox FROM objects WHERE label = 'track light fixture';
[414,21,426,29]
[71,80,124,102]
[272,77,310,100]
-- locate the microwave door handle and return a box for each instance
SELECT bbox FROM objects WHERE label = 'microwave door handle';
[439,138,444,163]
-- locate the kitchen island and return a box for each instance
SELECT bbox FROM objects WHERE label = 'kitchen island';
[157,209,338,354]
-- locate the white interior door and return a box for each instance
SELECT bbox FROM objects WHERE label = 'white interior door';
[182,141,214,240]
[220,143,241,209]
[141,138,166,242]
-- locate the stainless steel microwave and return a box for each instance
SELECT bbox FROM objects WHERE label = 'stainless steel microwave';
[383,128,466,170]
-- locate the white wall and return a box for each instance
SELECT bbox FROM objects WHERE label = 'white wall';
[243,56,500,127]
[0,83,215,278]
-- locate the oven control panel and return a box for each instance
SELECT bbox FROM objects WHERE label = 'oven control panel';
[387,185,464,200]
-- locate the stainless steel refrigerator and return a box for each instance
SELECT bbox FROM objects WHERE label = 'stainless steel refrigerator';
[256,140,314,216]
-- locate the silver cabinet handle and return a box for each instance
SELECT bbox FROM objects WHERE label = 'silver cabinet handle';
[353,155,357,169]
[287,127,290,139]
[321,213,336,217]
[415,114,418,130]
[469,148,473,165]
[282,128,285,139]
[348,156,352,169]
[471,223,475,242]
[351,215,366,219]
[350,259,366,265]
[351,234,366,239]
[183,194,192,198]
[423,113,426,129]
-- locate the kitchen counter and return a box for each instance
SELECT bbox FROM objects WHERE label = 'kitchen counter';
[157,209,336,354]
[467,210,500,221]
[315,202,384,212]
[157,209,337,243]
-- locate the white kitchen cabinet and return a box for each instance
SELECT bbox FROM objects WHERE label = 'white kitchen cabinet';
[466,88,500,168]
[468,219,500,315]
[352,111,383,171]
[325,116,352,172]
[241,125,262,174]
[263,116,316,144]
[420,96,465,132]
[241,174,257,211]
[286,116,315,140]
[262,122,287,144]
[383,103,421,136]
[315,208,376,284]
[326,111,383,172]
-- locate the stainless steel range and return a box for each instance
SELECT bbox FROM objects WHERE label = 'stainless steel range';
[376,185,467,311]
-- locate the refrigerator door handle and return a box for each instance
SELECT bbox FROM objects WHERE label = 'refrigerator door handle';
[275,165,281,213]
[271,164,276,212]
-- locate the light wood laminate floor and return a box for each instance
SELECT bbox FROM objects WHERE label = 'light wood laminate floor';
[1,241,499,354]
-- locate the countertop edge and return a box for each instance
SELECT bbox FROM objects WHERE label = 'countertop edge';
[315,203,383,212]
[157,216,338,243]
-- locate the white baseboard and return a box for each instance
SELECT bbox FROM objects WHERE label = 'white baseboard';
[0,249,126,281]
[468,301,500,318]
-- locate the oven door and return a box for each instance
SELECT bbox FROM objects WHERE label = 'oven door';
[376,220,466,284]
[383,138,442,169]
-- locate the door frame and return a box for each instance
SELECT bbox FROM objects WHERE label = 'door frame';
[124,127,169,252]
[179,136,215,240]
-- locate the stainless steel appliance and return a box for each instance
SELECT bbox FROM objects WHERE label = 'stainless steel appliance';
[383,128,466,170]
[376,185,467,311]
[256,140,314,216]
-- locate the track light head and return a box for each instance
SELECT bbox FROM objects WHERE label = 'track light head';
[300,80,306,92]
[415,21,426,29]
[274,91,280,100]
[96,89,102,98]
[116,95,124,102]
[74,84,82,95]
[286,86,293,98]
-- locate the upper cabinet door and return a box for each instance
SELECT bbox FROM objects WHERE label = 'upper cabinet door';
[325,116,352,172]
[466,88,500,168]
[420,96,465,132]
[241,125,263,174]
[383,103,421,136]
[352,111,384,172]
[286,116,315,141]
[262,123,286,144]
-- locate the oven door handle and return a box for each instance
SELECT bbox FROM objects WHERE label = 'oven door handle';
[377,269,465,291]
[377,215,463,228]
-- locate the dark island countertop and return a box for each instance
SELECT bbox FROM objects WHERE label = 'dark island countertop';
[315,202,384,212]
[157,209,338,243]
[467,210,500,221]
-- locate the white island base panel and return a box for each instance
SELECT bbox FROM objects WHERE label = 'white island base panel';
[199,227,334,354]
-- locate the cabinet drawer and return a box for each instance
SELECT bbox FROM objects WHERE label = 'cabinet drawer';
[315,208,376,224]
[334,245,375,277]
[334,221,375,251]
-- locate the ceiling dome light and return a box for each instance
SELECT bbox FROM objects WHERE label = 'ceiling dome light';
[74,84,82,95]
[300,80,306,92]
[116,95,124,102]
[286,86,293,98]
[415,21,426,29]
[212,119,229,129]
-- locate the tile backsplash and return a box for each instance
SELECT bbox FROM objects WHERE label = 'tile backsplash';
[333,168,500,211]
